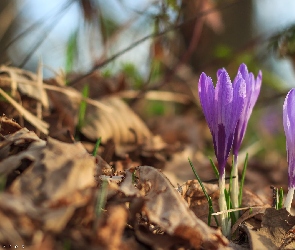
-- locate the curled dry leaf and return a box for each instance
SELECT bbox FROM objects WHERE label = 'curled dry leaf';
[0,128,46,186]
[82,97,152,144]
[0,115,22,135]
[120,166,229,249]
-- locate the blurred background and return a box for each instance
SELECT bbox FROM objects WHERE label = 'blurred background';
[1,0,295,200]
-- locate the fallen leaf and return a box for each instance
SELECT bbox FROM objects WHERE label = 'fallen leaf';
[241,208,295,250]
[82,97,152,145]
[10,137,96,205]
[120,166,229,249]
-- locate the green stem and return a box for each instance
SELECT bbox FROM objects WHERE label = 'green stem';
[231,154,239,219]
[238,153,248,207]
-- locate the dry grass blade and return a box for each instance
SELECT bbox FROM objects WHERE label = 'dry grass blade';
[0,65,49,107]
[0,87,49,134]
[117,90,191,104]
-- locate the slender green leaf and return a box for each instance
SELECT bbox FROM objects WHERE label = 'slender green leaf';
[188,158,219,226]
[239,153,248,207]
[278,187,284,209]
[209,157,219,179]
[92,137,102,157]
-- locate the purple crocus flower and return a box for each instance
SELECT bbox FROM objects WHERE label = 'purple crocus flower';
[232,64,262,156]
[198,69,246,177]
[283,89,295,212]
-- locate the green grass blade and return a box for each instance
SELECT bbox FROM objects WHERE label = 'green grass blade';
[188,158,219,226]
[238,153,248,207]
[92,137,102,157]
[65,30,78,74]
[209,157,219,179]
[278,187,284,209]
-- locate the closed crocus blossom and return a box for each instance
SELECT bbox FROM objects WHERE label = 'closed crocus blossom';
[198,69,246,177]
[231,64,262,212]
[198,68,246,236]
[283,88,295,212]
[233,64,262,156]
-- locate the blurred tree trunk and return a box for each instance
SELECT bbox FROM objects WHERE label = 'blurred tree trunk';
[0,0,18,64]
[180,0,253,71]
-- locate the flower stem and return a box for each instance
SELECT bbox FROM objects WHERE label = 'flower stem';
[219,174,230,237]
[231,154,239,219]
[285,187,295,213]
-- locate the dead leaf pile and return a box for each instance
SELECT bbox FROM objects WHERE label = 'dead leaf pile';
[0,65,295,249]
[0,117,232,249]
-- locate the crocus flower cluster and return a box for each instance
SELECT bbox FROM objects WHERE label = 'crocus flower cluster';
[283,89,295,212]
[198,63,262,236]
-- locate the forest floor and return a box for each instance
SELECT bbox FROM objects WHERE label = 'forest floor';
[0,65,293,250]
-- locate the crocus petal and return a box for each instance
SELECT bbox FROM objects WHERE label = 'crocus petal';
[214,70,233,170]
[215,70,233,124]
[232,64,262,155]
[283,88,295,188]
[215,70,245,175]
[198,73,215,133]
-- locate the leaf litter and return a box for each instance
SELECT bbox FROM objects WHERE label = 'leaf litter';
[0,66,293,249]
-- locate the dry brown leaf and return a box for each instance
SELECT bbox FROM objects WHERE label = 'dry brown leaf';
[0,192,41,246]
[231,207,266,236]
[0,115,22,135]
[10,137,96,205]
[181,180,220,226]
[241,208,295,250]
[96,205,128,250]
[135,224,190,249]
[0,128,46,180]
[120,166,229,249]
[82,97,152,144]
[0,187,96,247]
